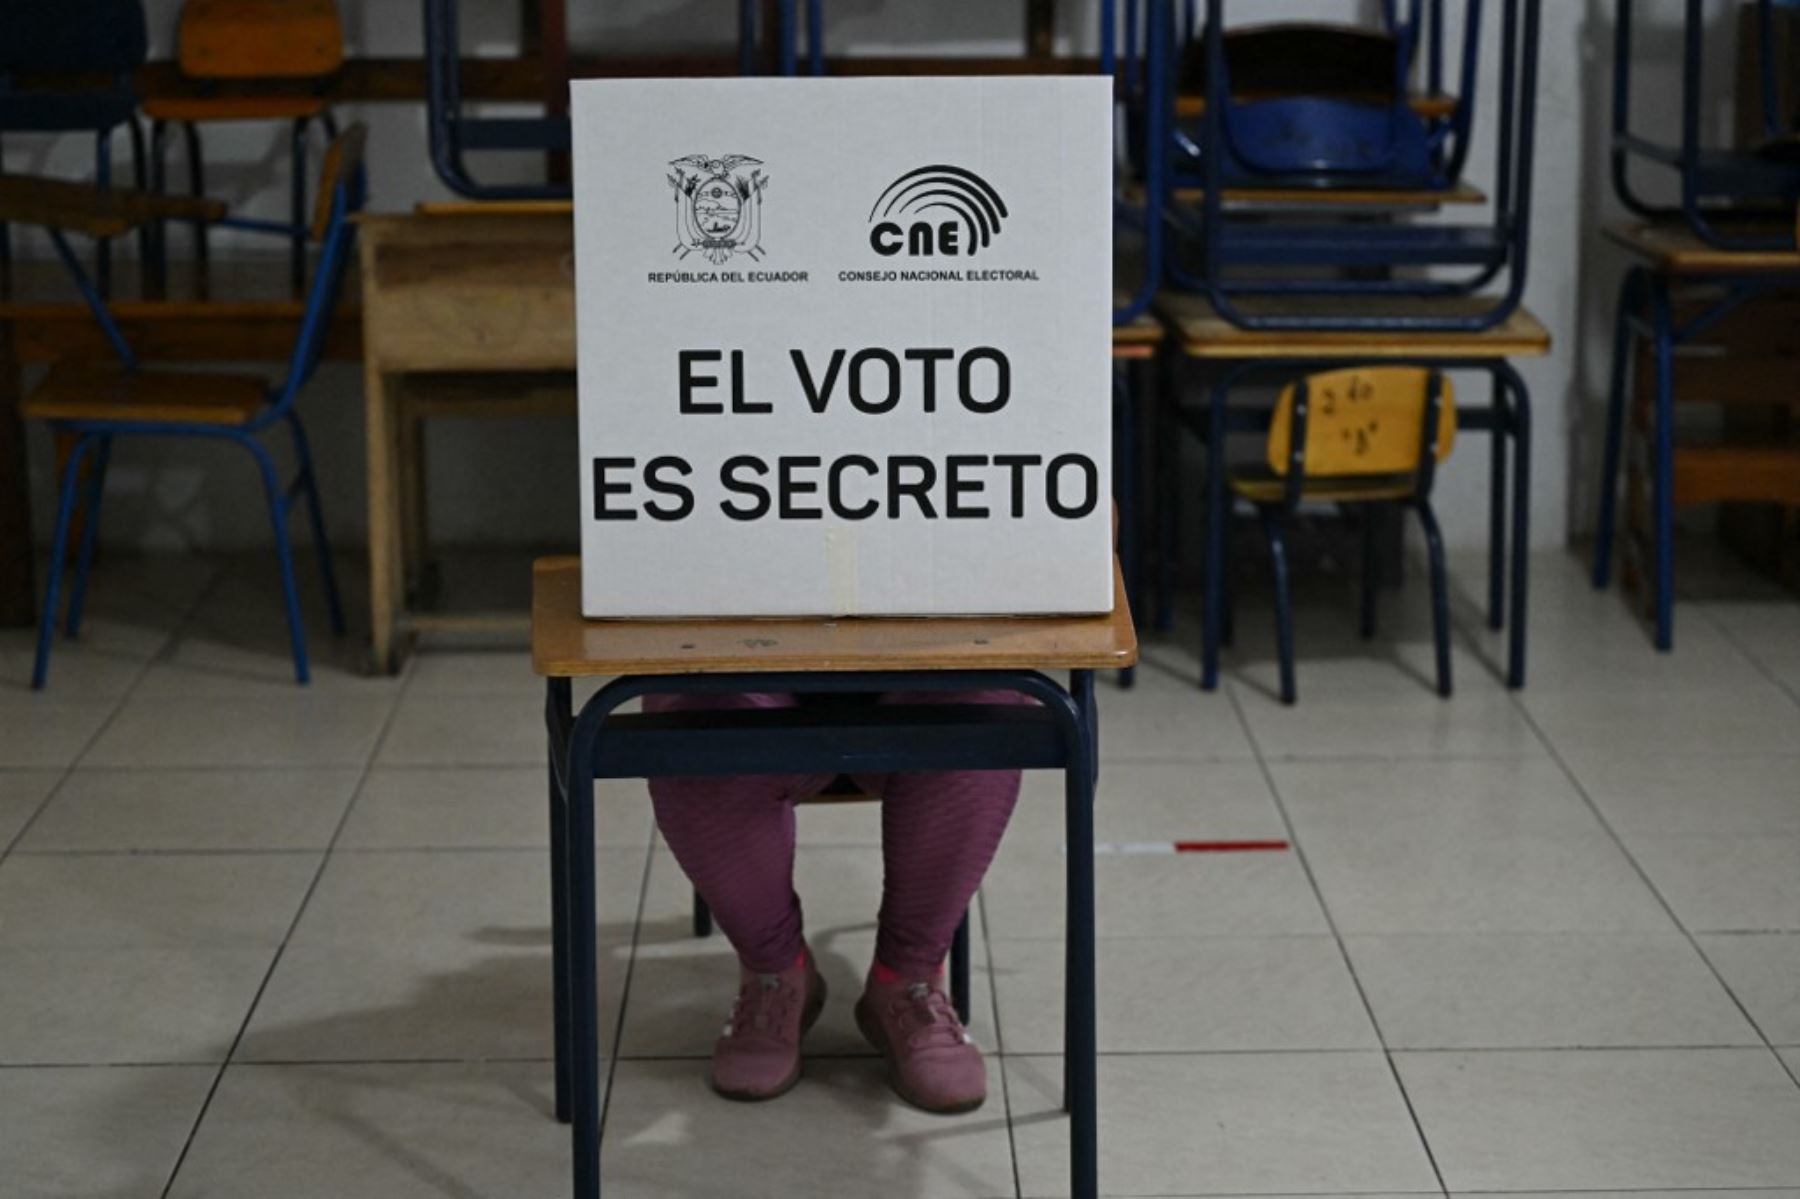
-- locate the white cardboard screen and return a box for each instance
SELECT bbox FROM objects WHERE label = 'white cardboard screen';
[571,77,1113,618]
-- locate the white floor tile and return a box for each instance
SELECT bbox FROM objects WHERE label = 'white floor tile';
[0,699,116,768]
[1009,760,1287,849]
[1627,835,1800,932]
[1524,683,1800,770]
[377,694,546,767]
[1347,933,1759,1049]
[0,946,274,1064]
[991,936,1377,1054]
[0,852,319,949]
[602,1057,1017,1199]
[1096,669,1258,761]
[0,627,158,700]
[1007,1053,1439,1197]
[1699,933,1800,1045]
[1573,753,1800,838]
[338,768,652,850]
[404,649,544,697]
[1490,612,1769,695]
[0,769,59,847]
[1235,685,1543,760]
[0,1065,214,1198]
[84,694,394,768]
[640,843,889,945]
[290,848,647,951]
[167,1063,571,1199]
[18,767,359,852]
[1397,1048,1800,1191]
[981,840,1329,939]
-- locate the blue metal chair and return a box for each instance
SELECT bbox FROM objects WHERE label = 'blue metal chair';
[1169,0,1540,332]
[0,0,151,293]
[23,124,368,689]
[424,0,816,202]
[1613,0,1800,251]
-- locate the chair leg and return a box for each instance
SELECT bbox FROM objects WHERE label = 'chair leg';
[94,130,113,297]
[950,911,971,1027]
[1648,277,1676,651]
[547,679,573,1125]
[0,130,10,278]
[1594,267,1640,590]
[245,440,311,684]
[1359,505,1380,640]
[182,122,208,276]
[1259,507,1297,705]
[1219,506,1236,649]
[691,892,713,938]
[65,436,113,639]
[148,121,169,294]
[287,414,345,635]
[290,119,310,294]
[126,119,151,276]
[33,435,97,690]
[1415,499,1454,698]
[1487,407,1506,630]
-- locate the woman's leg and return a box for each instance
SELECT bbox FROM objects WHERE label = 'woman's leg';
[856,689,1029,977]
[645,692,834,973]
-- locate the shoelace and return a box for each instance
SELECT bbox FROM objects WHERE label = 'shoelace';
[889,982,974,1051]
[724,973,799,1041]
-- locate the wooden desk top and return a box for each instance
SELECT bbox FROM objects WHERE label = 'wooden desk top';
[1604,221,1800,276]
[531,555,1139,678]
[1175,92,1459,120]
[1156,292,1552,360]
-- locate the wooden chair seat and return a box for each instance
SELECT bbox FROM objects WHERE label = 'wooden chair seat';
[1227,465,1417,505]
[22,361,269,426]
[143,94,331,123]
[0,175,227,239]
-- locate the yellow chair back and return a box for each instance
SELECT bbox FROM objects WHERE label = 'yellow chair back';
[1266,366,1456,478]
[178,0,344,79]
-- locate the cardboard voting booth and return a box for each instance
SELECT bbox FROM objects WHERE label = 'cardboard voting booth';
[571,77,1113,618]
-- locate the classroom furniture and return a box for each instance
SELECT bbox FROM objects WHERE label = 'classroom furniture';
[1226,366,1457,703]
[533,553,1134,1199]
[1612,0,1800,251]
[21,125,367,688]
[1157,291,1550,692]
[1591,221,1800,648]
[143,0,345,292]
[0,0,152,295]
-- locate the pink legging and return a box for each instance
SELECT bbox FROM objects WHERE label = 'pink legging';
[646,690,1026,976]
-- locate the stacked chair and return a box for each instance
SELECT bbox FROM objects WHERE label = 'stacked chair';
[142,0,345,292]
[0,0,151,293]
[1593,0,1800,649]
[1108,0,1547,701]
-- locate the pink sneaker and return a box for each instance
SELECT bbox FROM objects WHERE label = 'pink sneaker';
[711,949,827,1102]
[855,969,987,1114]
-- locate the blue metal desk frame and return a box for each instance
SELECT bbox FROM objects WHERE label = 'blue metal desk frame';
[1591,266,1800,648]
[1176,355,1531,690]
[543,668,1104,1199]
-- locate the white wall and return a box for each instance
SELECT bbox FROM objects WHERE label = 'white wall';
[6,0,1736,554]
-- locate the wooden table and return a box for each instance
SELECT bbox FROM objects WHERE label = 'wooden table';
[357,201,1163,672]
[0,256,361,626]
[532,553,1133,1199]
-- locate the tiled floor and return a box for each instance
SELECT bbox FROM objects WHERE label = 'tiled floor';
[1,549,1797,1198]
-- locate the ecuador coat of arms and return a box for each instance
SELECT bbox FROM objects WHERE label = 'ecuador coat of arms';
[667,154,768,265]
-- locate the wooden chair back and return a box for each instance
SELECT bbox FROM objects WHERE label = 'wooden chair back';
[310,122,367,241]
[1267,366,1456,480]
[177,0,343,79]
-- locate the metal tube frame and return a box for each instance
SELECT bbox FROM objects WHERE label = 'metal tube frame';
[546,668,1102,1199]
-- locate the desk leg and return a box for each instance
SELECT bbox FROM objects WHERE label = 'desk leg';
[1202,375,1229,691]
[567,717,602,1199]
[1488,375,1508,632]
[1505,366,1532,689]
[1064,669,1099,1199]
[549,679,573,1126]
[365,364,404,674]
[0,322,32,627]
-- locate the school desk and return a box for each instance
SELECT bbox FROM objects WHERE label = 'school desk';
[532,552,1135,1199]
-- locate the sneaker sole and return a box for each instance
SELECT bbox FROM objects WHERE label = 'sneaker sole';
[853,997,987,1116]
[710,973,828,1103]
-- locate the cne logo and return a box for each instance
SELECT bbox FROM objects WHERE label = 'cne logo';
[868,165,1008,258]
